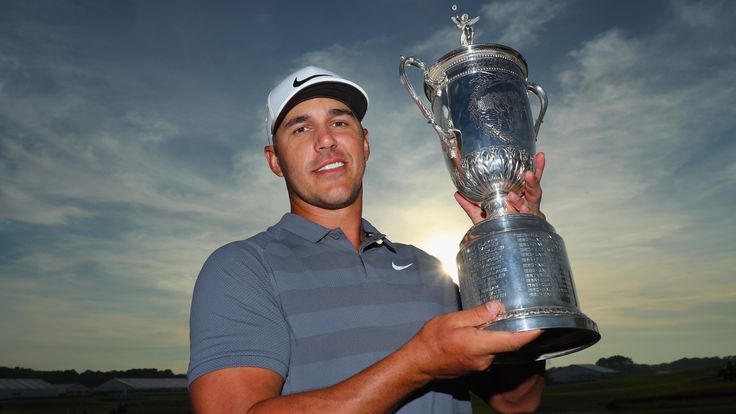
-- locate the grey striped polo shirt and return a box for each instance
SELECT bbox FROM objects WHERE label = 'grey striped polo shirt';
[188,213,472,413]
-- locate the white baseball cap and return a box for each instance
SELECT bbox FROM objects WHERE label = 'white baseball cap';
[266,66,369,145]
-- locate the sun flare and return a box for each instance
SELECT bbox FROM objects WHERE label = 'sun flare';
[419,234,461,285]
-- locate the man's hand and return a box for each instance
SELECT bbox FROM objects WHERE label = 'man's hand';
[485,361,546,413]
[402,301,542,382]
[455,152,547,223]
[469,360,546,414]
[507,152,545,218]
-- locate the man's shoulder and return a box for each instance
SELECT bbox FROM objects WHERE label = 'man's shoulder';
[207,232,270,263]
[195,229,286,296]
[206,220,291,262]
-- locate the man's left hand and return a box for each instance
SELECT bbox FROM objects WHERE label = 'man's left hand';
[455,152,546,224]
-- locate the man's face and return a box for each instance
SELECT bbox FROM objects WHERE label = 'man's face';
[265,97,370,211]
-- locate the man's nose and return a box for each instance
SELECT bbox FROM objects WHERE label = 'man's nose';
[315,126,337,150]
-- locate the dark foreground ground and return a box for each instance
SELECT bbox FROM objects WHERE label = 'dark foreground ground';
[1,368,734,413]
[0,394,190,414]
[477,367,736,413]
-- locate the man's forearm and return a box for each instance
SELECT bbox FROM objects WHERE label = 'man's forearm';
[248,343,430,413]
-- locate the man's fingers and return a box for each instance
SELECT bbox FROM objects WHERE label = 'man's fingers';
[452,301,506,328]
[454,191,485,223]
[520,169,545,218]
[524,171,542,204]
[533,152,545,183]
[508,191,544,218]
[482,329,543,354]
[506,192,522,213]
[506,192,522,212]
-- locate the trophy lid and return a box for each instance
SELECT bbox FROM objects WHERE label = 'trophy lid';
[423,13,529,96]
[428,43,529,80]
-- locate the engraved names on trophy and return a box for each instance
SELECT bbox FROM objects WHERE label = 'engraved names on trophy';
[463,236,508,304]
[462,230,573,305]
[514,232,572,302]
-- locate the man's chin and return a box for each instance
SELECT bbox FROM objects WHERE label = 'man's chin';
[316,196,360,210]
[286,182,363,211]
[313,188,363,210]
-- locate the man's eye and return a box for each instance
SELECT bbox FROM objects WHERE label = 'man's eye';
[333,120,348,127]
[293,126,309,135]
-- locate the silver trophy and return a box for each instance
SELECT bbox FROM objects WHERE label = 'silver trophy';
[400,14,600,362]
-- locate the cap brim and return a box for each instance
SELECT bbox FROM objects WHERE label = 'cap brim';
[272,82,368,136]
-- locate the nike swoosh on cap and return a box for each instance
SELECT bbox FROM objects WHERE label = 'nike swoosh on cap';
[392,261,414,271]
[293,74,330,87]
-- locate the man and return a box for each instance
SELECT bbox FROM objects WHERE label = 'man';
[188,66,547,413]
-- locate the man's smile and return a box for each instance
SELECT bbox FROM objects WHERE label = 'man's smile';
[314,156,348,173]
[316,161,345,172]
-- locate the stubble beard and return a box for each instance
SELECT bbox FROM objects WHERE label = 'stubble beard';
[281,158,366,211]
[285,177,363,210]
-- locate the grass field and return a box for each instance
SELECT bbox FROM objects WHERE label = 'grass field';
[1,368,734,413]
[474,367,736,413]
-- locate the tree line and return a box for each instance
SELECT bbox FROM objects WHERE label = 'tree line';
[594,355,735,374]
[0,366,185,387]
[5,356,733,387]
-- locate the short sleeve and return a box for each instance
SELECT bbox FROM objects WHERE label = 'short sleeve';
[187,241,290,385]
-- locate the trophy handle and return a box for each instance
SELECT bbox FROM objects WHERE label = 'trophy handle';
[527,82,548,139]
[399,56,453,142]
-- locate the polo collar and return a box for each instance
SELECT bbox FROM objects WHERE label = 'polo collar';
[275,213,332,243]
[275,213,395,250]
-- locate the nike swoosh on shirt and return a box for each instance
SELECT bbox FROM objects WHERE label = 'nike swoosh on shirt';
[392,261,414,271]
[293,74,330,87]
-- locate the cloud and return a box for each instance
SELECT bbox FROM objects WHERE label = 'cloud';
[673,0,731,29]
[406,0,569,57]
[0,182,92,225]
[545,20,735,247]
[0,11,288,370]
[406,26,460,58]
[480,0,569,48]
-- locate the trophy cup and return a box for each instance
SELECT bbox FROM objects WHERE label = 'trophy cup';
[400,13,600,362]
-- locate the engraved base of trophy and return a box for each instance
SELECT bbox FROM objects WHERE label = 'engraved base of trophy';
[458,214,600,363]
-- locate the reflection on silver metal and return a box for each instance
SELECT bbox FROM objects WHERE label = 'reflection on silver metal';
[451,13,480,47]
[400,43,546,219]
[400,12,599,362]
[458,215,600,362]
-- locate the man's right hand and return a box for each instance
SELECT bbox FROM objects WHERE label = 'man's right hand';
[401,301,541,382]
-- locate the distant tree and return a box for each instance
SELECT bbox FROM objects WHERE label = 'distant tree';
[0,366,185,387]
[0,366,36,378]
[718,358,735,381]
[596,355,635,372]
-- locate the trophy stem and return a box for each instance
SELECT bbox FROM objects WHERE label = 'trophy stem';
[481,189,509,219]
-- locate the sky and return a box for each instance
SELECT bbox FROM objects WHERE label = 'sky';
[1,0,734,374]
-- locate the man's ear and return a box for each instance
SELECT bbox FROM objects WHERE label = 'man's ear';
[264,145,284,177]
[362,128,370,161]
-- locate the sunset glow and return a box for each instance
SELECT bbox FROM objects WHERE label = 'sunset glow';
[419,234,462,284]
